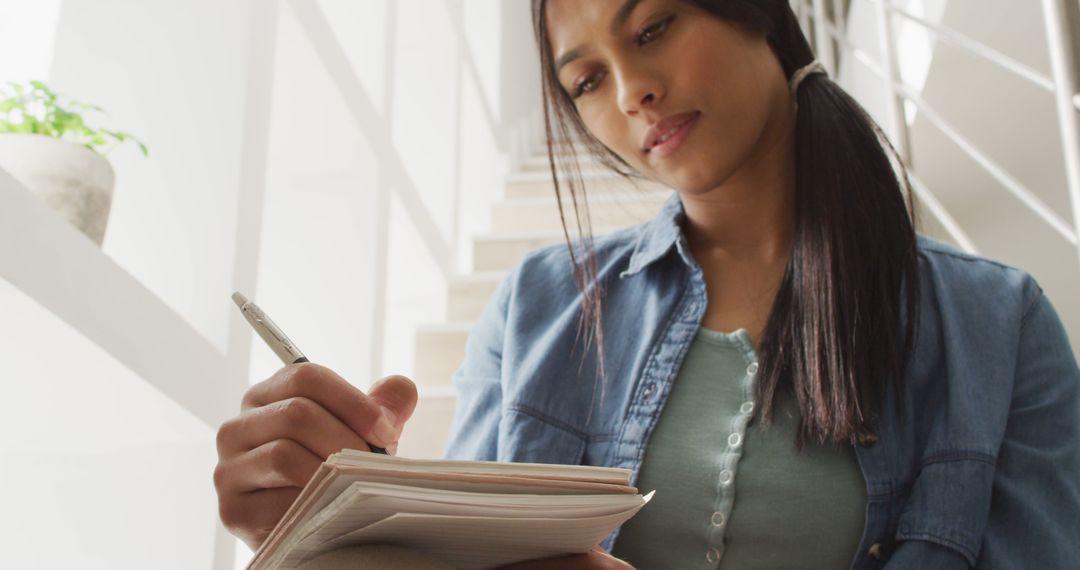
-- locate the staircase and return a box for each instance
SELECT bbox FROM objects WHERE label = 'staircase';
[394,144,671,459]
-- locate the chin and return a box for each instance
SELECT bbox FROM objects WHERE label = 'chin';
[659,165,726,195]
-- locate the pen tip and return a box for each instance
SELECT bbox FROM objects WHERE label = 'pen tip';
[231,291,250,309]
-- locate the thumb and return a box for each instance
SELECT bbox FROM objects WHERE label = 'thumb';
[368,375,419,429]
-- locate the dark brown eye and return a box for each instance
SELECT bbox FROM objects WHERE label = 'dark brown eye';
[572,71,606,99]
[636,15,674,46]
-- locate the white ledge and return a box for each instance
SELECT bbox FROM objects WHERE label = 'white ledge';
[0,169,242,428]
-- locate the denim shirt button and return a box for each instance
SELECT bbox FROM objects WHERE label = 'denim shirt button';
[857,431,880,447]
[867,542,883,561]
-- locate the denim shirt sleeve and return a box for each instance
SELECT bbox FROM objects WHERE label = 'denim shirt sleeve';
[440,267,515,461]
[974,286,1080,568]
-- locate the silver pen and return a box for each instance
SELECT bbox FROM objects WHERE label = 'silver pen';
[232,291,388,454]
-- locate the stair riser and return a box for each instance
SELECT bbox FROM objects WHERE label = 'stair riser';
[504,175,666,199]
[473,234,566,272]
[491,199,663,233]
[396,396,457,460]
[413,329,468,389]
[447,279,502,321]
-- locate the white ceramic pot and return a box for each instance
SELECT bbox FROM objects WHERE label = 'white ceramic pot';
[0,133,116,245]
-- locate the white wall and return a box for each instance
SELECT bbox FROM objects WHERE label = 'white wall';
[0,0,529,567]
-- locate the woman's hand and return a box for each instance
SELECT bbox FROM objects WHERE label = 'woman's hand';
[213,363,418,550]
[499,547,634,569]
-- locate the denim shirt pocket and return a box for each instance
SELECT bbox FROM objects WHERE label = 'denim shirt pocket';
[497,404,588,465]
[895,452,996,566]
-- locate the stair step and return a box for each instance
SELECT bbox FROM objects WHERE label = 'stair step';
[505,169,669,199]
[472,231,568,272]
[413,322,471,390]
[491,191,670,233]
[396,391,457,460]
[447,271,506,321]
[519,154,608,173]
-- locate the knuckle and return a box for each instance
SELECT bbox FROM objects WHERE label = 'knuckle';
[279,397,316,424]
[240,385,260,410]
[265,440,309,486]
[266,439,296,472]
[287,362,324,387]
[215,417,242,453]
[212,462,230,491]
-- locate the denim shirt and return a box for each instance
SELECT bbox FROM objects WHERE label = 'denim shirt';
[443,193,1080,569]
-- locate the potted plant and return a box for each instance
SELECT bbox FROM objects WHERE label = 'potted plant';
[0,80,147,245]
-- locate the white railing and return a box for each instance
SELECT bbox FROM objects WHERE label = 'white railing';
[281,0,528,382]
[801,0,1080,265]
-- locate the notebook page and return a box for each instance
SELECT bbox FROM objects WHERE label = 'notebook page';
[252,467,637,570]
[290,483,647,557]
[330,450,632,485]
[292,507,649,570]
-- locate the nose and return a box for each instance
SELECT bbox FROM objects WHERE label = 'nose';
[615,65,664,117]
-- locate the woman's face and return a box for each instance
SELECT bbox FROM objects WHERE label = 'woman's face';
[545,0,793,195]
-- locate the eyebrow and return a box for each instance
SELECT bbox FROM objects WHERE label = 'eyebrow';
[554,0,644,75]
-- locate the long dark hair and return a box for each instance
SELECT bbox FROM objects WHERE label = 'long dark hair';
[531,0,919,446]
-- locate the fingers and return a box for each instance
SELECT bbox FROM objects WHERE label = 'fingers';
[215,438,324,494]
[217,396,374,460]
[218,487,300,550]
[242,363,398,448]
[367,374,419,428]
[213,439,323,550]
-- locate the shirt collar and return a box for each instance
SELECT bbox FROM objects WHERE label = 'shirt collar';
[619,192,688,279]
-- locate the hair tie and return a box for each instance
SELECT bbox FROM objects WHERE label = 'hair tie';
[789,60,827,101]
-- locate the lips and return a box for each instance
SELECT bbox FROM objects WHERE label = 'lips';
[642,111,700,151]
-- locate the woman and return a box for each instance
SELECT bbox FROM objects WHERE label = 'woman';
[214,0,1080,568]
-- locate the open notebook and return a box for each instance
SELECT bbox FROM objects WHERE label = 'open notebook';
[247,450,653,569]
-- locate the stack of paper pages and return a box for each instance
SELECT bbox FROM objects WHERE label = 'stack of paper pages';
[248,450,653,569]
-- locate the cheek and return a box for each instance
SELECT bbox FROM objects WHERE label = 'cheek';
[578,101,639,160]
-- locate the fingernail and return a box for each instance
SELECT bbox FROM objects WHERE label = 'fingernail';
[371,412,397,448]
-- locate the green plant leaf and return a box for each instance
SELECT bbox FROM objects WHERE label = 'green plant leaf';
[29,80,57,101]
[0,80,148,158]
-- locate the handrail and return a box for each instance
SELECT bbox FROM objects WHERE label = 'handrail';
[812,0,837,74]
[1041,0,1080,265]
[444,0,503,149]
[892,76,1078,247]
[288,0,456,278]
[872,0,912,163]
[908,172,980,254]
[862,0,1057,94]
[820,18,979,252]
[0,170,240,427]
[817,6,1079,247]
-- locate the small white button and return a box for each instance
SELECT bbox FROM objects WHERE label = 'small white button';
[727,433,742,448]
[706,547,720,563]
[718,469,733,485]
[747,362,759,375]
[740,402,755,414]
[711,511,726,527]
